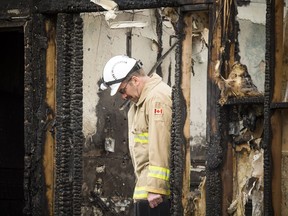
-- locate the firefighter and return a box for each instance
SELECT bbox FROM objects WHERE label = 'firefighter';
[100,55,172,216]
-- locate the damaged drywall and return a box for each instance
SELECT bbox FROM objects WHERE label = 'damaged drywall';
[190,12,209,161]
[237,2,266,93]
[216,102,264,216]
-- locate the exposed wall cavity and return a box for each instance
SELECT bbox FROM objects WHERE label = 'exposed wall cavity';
[221,104,264,216]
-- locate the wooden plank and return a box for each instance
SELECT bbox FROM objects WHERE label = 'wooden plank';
[44,19,56,216]
[282,4,288,215]
[182,13,192,215]
[271,0,284,215]
[282,1,288,152]
[206,2,223,215]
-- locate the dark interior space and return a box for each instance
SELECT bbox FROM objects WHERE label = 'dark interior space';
[0,28,25,215]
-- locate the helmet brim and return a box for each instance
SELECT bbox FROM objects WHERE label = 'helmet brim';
[110,82,121,96]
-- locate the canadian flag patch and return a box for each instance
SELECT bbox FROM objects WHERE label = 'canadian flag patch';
[154,108,163,115]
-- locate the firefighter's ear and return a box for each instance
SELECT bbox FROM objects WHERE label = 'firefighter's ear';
[131,76,139,85]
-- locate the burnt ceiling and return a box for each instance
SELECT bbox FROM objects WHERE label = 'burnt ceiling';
[0,0,181,15]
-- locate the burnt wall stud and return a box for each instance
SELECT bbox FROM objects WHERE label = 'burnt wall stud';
[170,10,185,216]
[55,13,84,216]
[24,13,49,216]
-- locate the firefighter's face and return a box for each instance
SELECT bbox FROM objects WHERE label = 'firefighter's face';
[118,76,141,103]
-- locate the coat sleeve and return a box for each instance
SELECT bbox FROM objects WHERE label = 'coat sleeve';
[145,95,172,196]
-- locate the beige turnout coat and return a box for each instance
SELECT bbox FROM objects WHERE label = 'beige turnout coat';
[128,73,172,200]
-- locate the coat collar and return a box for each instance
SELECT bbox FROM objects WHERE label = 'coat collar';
[135,73,162,106]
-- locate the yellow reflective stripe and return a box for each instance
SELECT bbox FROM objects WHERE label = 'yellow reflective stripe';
[133,187,148,199]
[134,133,149,144]
[148,166,170,181]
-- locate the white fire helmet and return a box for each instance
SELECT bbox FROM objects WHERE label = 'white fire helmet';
[100,55,143,96]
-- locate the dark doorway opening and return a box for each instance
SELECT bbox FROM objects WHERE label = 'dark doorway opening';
[0,28,24,215]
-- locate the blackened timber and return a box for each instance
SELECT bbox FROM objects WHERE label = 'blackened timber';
[55,13,84,216]
[55,13,74,215]
[180,4,210,12]
[270,102,288,109]
[224,96,264,105]
[206,1,223,215]
[270,0,283,214]
[23,14,49,215]
[70,14,84,215]
[155,9,163,77]
[263,0,274,215]
[35,0,179,13]
[170,10,184,216]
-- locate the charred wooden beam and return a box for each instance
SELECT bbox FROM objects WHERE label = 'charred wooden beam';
[24,13,49,215]
[35,0,179,13]
[263,0,275,214]
[170,9,185,216]
[70,14,84,215]
[206,1,223,215]
[269,0,283,215]
[54,13,84,215]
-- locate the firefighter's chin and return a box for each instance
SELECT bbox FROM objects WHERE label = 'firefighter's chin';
[129,96,139,103]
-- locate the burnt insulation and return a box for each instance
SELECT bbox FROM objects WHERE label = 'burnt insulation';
[24,14,49,216]
[263,0,274,215]
[170,10,184,216]
[55,13,84,216]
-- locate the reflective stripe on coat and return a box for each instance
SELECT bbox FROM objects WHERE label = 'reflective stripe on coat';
[128,73,172,200]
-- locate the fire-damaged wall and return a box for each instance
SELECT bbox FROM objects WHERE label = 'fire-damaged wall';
[0,0,288,215]
[81,9,177,215]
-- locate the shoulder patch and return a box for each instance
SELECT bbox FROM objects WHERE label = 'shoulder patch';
[154,108,163,115]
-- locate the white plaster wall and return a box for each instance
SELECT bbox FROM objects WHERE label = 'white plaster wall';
[81,9,175,139]
[237,1,266,25]
[237,1,266,93]
[238,1,288,94]
[82,12,128,138]
[190,35,208,148]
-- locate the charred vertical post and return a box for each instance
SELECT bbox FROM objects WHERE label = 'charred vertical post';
[170,9,185,216]
[55,13,84,215]
[24,14,49,215]
[269,1,284,215]
[206,1,223,215]
[70,14,84,215]
[263,0,275,215]
[55,13,74,215]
